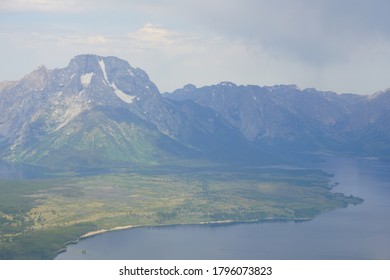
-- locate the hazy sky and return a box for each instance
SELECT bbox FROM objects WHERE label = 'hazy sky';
[1,0,390,94]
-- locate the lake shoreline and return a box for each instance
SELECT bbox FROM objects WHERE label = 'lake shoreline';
[55,217,312,259]
[57,201,364,259]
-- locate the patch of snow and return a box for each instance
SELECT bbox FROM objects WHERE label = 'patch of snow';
[146,85,149,89]
[71,73,76,79]
[80,73,94,88]
[111,82,135,104]
[97,60,136,104]
[99,59,108,82]
[128,70,134,77]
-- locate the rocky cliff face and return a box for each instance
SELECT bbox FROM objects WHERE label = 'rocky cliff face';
[166,83,390,157]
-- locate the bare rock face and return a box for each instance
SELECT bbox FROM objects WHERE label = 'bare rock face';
[166,82,390,156]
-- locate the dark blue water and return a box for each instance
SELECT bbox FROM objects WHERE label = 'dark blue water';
[17,156,390,259]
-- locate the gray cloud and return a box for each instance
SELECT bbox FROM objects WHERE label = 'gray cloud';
[159,0,390,66]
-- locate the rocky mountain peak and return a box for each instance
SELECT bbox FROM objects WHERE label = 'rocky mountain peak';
[67,54,147,84]
[65,54,160,104]
[15,64,51,91]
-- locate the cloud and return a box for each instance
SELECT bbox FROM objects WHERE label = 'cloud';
[0,0,92,12]
[153,0,390,69]
[129,23,179,46]
[0,0,161,13]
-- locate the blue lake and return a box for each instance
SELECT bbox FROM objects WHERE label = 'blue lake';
[18,156,390,260]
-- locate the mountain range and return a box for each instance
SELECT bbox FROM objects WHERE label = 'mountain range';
[0,54,389,169]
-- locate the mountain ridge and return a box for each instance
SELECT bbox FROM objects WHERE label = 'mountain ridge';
[1,54,389,169]
[166,81,390,157]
